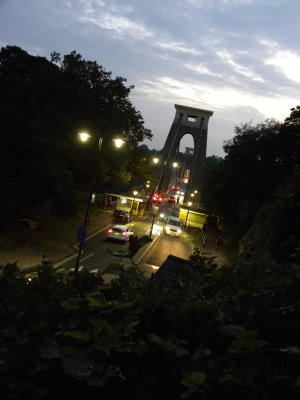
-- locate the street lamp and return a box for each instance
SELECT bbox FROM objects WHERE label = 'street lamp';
[173,162,179,181]
[113,138,125,148]
[79,132,91,142]
[184,202,192,229]
[191,193,195,207]
[131,191,138,214]
[153,157,159,164]
[75,133,124,273]
[145,184,150,197]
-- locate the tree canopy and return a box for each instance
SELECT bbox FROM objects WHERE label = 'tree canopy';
[202,108,300,261]
[0,45,152,226]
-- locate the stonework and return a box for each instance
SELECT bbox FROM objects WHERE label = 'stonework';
[160,104,213,202]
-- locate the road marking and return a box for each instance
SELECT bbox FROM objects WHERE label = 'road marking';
[87,224,112,239]
[54,253,77,268]
[81,253,94,261]
[69,266,84,272]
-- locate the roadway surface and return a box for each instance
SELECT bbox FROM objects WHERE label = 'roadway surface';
[56,207,196,274]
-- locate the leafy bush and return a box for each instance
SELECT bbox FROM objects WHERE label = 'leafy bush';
[1,256,300,399]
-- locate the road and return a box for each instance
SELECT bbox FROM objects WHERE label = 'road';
[142,225,195,268]
[56,207,196,274]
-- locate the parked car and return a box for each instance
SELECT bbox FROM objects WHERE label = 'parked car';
[163,217,182,236]
[114,209,132,223]
[107,225,134,242]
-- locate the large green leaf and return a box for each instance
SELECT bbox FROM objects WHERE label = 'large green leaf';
[64,330,91,342]
[181,371,206,398]
[39,338,61,359]
[61,347,93,378]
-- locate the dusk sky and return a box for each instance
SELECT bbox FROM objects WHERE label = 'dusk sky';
[1,0,299,156]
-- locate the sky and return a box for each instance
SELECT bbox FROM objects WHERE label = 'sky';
[0,0,299,157]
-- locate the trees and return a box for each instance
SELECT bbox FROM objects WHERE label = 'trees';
[0,46,152,226]
[202,109,300,261]
[202,118,294,237]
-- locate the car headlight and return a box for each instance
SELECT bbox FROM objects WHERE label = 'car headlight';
[166,226,170,232]
[177,229,182,234]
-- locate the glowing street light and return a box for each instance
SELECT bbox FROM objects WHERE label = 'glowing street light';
[79,132,91,142]
[153,157,159,164]
[113,138,125,148]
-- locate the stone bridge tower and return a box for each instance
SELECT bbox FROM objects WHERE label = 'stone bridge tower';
[159,104,213,203]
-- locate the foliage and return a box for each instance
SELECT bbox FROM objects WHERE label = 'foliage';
[1,253,300,399]
[0,45,152,227]
[202,110,300,257]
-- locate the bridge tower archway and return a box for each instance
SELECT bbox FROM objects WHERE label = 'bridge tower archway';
[160,104,213,203]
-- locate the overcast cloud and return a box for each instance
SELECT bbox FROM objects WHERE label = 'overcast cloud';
[0,0,299,156]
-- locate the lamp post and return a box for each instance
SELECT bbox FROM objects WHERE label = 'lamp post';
[173,161,179,182]
[75,133,125,273]
[191,193,195,207]
[145,183,150,197]
[184,202,192,229]
[193,190,198,208]
[131,191,138,214]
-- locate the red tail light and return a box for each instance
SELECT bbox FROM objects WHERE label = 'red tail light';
[108,228,113,233]
[122,231,127,236]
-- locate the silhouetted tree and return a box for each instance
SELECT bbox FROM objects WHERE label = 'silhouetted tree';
[0,46,152,226]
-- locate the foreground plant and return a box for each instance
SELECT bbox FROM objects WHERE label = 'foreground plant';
[0,253,300,399]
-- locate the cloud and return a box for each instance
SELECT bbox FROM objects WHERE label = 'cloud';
[183,62,222,78]
[136,75,296,122]
[78,13,153,40]
[265,50,300,84]
[155,41,202,56]
[216,50,264,82]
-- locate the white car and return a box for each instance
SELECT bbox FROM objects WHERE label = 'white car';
[163,217,182,236]
[107,225,134,242]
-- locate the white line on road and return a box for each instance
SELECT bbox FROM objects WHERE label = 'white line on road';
[80,253,94,261]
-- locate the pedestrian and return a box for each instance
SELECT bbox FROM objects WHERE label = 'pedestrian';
[103,197,108,209]
[108,197,113,209]
[215,234,222,251]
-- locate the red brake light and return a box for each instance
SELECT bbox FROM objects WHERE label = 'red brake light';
[108,228,113,233]
[122,231,127,236]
